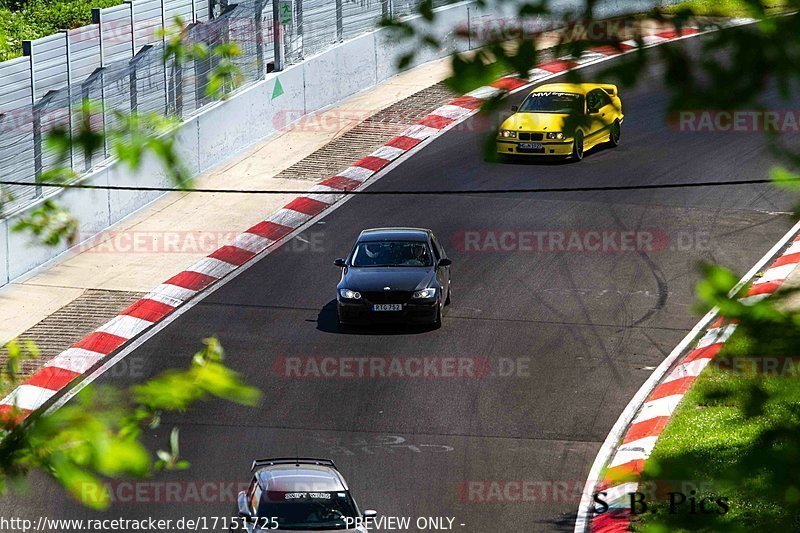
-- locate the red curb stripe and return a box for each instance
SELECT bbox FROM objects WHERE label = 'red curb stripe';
[648,376,696,402]
[283,196,330,217]
[165,271,217,292]
[590,44,634,55]
[247,221,295,241]
[354,155,391,173]
[73,331,128,355]
[591,512,629,533]
[772,252,800,267]
[385,135,423,151]
[747,280,783,296]
[604,459,645,485]
[0,405,31,425]
[449,95,484,110]
[490,77,529,91]
[419,114,454,129]
[683,343,723,363]
[538,59,578,73]
[121,298,175,323]
[25,366,81,391]
[656,28,699,40]
[622,416,671,444]
[321,175,364,191]
[209,245,256,267]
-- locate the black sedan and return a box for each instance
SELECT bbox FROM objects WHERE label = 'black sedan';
[334,228,452,327]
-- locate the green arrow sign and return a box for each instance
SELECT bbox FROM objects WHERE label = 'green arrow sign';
[279,0,292,25]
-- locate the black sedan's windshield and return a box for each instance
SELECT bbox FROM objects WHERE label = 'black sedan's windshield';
[351,241,433,267]
[519,92,584,114]
[259,491,358,530]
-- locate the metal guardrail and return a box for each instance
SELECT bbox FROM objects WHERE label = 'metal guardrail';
[0,0,448,216]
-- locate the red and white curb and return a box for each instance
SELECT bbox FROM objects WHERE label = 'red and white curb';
[583,227,800,533]
[0,23,710,423]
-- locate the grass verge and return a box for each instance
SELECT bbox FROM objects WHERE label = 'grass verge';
[662,0,794,17]
[633,331,800,532]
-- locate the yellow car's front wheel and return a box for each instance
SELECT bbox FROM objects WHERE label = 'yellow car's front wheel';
[572,132,585,161]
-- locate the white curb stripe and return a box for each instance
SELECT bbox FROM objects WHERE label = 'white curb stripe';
[146,284,196,305]
[235,233,271,254]
[602,482,640,509]
[0,385,57,410]
[662,358,713,384]
[96,315,154,339]
[399,124,440,141]
[187,257,237,278]
[608,436,659,468]
[465,85,504,99]
[429,104,474,120]
[45,348,107,374]
[268,208,312,228]
[304,192,343,205]
[631,394,684,425]
[336,166,375,181]
[370,145,407,161]
[754,263,797,284]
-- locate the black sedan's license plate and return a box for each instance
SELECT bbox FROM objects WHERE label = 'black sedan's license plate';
[373,304,402,312]
[518,142,543,150]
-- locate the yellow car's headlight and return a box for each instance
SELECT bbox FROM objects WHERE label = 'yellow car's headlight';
[546,132,565,140]
[499,130,517,139]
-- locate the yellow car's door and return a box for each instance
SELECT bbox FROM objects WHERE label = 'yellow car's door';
[585,89,614,147]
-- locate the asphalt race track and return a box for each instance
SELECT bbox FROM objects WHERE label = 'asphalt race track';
[5,35,800,532]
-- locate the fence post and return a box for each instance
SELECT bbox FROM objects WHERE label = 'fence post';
[81,69,104,172]
[22,40,44,198]
[295,0,303,60]
[336,0,343,41]
[92,8,110,159]
[60,30,77,173]
[382,0,390,20]
[272,0,284,71]
[255,0,265,78]
[161,0,171,114]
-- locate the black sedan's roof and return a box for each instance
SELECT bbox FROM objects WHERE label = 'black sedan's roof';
[358,228,430,242]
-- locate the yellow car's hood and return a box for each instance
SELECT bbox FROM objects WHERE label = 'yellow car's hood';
[500,112,569,132]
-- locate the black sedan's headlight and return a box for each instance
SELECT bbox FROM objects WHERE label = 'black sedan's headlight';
[412,288,436,299]
[339,289,361,299]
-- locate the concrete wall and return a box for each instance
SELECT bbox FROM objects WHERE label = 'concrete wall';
[0,0,669,286]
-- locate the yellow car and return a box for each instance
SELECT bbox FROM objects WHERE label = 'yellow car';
[496,83,623,161]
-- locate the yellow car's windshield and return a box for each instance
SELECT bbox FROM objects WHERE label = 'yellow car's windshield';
[519,92,584,114]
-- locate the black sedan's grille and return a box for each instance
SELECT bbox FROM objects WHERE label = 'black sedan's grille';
[518,133,544,141]
[362,291,413,304]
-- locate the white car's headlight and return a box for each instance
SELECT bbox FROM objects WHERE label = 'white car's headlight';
[413,288,436,299]
[499,129,517,138]
[339,289,361,299]
[546,132,565,140]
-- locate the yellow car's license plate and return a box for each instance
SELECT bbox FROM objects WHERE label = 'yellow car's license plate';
[518,142,543,150]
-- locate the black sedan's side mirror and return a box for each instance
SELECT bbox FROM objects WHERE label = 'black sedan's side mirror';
[511,105,518,112]
[438,258,452,267]
[334,258,346,267]
[237,491,253,520]
[364,510,378,518]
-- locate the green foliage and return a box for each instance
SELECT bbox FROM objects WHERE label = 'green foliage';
[12,200,79,246]
[0,337,260,510]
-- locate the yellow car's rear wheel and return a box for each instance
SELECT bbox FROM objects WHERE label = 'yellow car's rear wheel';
[609,119,621,147]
